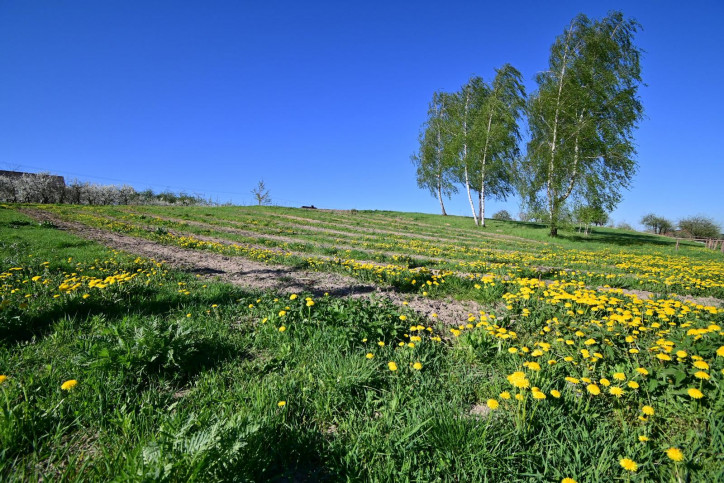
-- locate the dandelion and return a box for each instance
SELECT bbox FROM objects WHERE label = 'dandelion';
[638,435,649,442]
[507,371,530,389]
[412,362,423,370]
[378,341,385,347]
[599,378,611,387]
[487,399,499,410]
[366,353,374,359]
[526,361,541,371]
[515,393,524,401]
[399,315,407,321]
[627,381,639,389]
[676,350,687,358]
[278,310,286,317]
[0,375,7,384]
[613,372,626,381]
[687,388,703,399]
[586,384,601,395]
[550,389,561,398]
[619,458,638,472]
[664,447,684,462]
[290,294,298,300]
[642,405,655,416]
[656,353,672,361]
[61,379,78,391]
[564,377,580,384]
[717,345,724,357]
[609,387,624,398]
[694,371,710,380]
[278,326,286,332]
[278,400,286,407]
[388,361,398,371]
[636,367,649,376]
[499,391,511,400]
[306,300,314,307]
[561,479,577,483]
[693,360,709,370]
[532,390,546,400]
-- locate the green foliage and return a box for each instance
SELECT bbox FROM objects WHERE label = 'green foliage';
[641,213,674,235]
[523,11,644,236]
[679,215,721,239]
[492,210,513,221]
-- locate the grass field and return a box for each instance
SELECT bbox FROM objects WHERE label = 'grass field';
[1,203,723,481]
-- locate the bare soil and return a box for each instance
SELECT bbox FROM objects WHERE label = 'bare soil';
[22,208,487,325]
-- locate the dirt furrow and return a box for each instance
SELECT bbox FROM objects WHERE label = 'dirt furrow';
[22,208,488,325]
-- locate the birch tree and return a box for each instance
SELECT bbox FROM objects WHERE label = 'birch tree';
[412,92,457,215]
[523,12,644,236]
[470,65,525,226]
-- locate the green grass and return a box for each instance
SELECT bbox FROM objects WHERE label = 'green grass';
[1,205,723,481]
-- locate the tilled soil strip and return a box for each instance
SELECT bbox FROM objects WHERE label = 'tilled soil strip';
[22,208,488,326]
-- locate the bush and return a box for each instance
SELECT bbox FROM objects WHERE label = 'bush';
[641,213,673,235]
[678,216,721,239]
[492,210,513,221]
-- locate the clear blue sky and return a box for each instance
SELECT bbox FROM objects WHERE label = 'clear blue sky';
[2,0,722,229]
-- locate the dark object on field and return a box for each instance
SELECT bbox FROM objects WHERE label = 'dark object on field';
[301,205,317,209]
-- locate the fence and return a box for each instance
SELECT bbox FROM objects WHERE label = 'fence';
[674,237,724,253]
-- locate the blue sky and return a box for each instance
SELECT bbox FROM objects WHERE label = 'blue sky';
[1,0,722,229]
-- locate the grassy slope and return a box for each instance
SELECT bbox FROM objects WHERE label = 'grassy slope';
[1,205,723,481]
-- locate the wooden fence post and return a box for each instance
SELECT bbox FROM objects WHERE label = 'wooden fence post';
[675,238,679,250]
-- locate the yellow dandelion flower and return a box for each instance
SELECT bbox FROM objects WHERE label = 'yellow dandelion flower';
[0,375,7,384]
[636,367,649,376]
[676,350,687,358]
[289,294,298,300]
[687,388,703,399]
[61,380,78,391]
[413,362,423,370]
[638,435,649,442]
[619,458,638,472]
[693,360,709,370]
[487,399,499,410]
[613,372,626,381]
[499,391,511,400]
[694,371,710,380]
[716,345,724,357]
[278,326,286,332]
[599,378,611,387]
[306,300,314,307]
[565,377,580,384]
[550,389,561,398]
[508,347,518,354]
[642,405,654,416]
[378,341,385,347]
[627,381,639,389]
[388,361,398,371]
[586,384,601,395]
[399,315,407,321]
[666,447,684,462]
[278,310,286,317]
[278,400,286,407]
[526,362,541,371]
[656,353,672,361]
[532,390,546,400]
[609,387,624,397]
[366,353,374,359]
[561,478,577,483]
[515,393,524,401]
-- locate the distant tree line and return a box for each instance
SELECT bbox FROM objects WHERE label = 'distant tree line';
[413,11,644,236]
[641,213,721,239]
[0,171,211,206]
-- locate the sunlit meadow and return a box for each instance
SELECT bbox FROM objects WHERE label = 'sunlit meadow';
[1,204,722,481]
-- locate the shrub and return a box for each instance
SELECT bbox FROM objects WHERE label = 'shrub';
[492,210,513,221]
[678,216,721,239]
